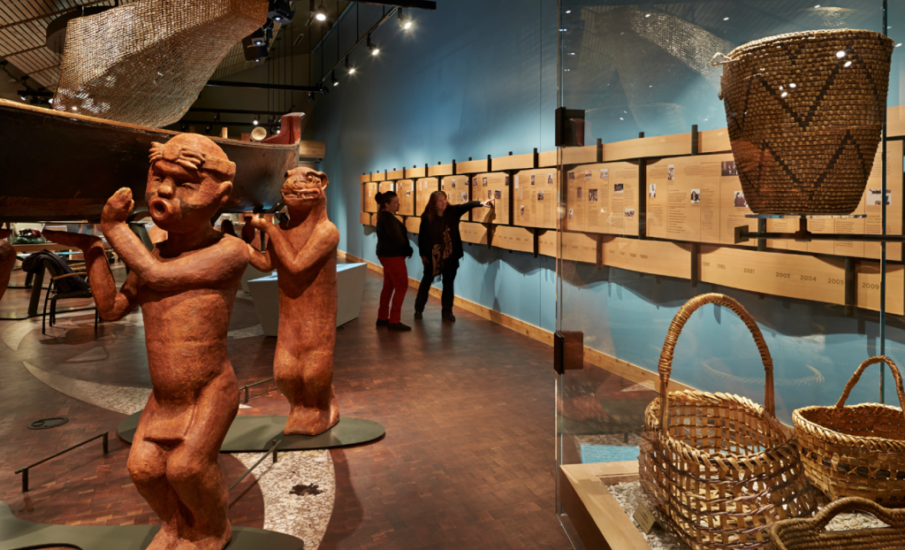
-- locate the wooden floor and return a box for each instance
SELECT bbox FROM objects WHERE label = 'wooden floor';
[0,260,610,549]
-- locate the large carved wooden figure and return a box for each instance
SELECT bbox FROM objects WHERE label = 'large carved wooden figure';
[44,134,247,550]
[248,167,340,435]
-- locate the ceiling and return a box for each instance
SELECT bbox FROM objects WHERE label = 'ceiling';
[0,0,348,100]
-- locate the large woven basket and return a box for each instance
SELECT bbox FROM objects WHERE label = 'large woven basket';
[770,497,905,550]
[794,356,905,504]
[639,293,818,550]
[713,29,894,215]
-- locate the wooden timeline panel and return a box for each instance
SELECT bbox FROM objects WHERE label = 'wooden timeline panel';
[456,158,489,174]
[698,128,731,154]
[359,173,370,183]
[565,162,640,237]
[855,262,905,315]
[699,246,846,305]
[471,173,511,225]
[378,181,395,195]
[513,168,558,229]
[889,105,905,138]
[538,149,558,168]
[646,153,756,247]
[492,152,535,172]
[602,237,691,279]
[536,230,598,263]
[405,216,421,234]
[603,132,691,162]
[416,178,439,216]
[363,181,379,213]
[405,166,426,179]
[459,221,490,245]
[491,225,534,253]
[395,214,404,223]
[440,175,470,206]
[767,140,903,261]
[359,212,372,226]
[371,171,386,182]
[428,163,454,177]
[562,145,598,166]
[387,169,404,180]
[396,179,415,216]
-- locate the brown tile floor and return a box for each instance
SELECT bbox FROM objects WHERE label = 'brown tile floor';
[0,258,620,549]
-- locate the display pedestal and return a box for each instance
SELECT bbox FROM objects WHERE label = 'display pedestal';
[559,460,651,550]
[118,412,385,452]
[0,500,302,550]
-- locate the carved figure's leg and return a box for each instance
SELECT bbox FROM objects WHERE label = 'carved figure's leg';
[128,396,183,550]
[277,345,339,435]
[165,370,238,550]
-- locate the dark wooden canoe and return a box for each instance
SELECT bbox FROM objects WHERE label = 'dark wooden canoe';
[0,99,301,223]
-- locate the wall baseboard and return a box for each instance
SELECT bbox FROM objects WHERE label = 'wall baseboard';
[337,250,692,393]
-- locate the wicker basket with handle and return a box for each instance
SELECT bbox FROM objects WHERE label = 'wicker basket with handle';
[770,497,905,550]
[639,293,818,550]
[794,356,905,504]
[713,29,894,215]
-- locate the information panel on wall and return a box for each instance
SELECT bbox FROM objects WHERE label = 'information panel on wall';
[379,181,395,195]
[440,175,469,206]
[416,178,439,216]
[471,172,510,225]
[396,179,415,216]
[513,169,558,229]
[564,162,640,236]
[646,153,756,247]
[363,181,378,213]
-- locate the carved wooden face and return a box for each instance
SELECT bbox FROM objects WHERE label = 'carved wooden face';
[281,167,328,210]
[146,160,230,233]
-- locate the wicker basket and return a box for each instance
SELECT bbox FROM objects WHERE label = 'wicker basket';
[794,356,905,504]
[639,293,818,550]
[770,497,905,550]
[713,30,894,215]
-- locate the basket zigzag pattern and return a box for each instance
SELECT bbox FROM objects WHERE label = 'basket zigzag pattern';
[719,30,893,215]
[639,293,818,550]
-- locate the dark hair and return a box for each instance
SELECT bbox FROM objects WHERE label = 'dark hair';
[375,191,398,211]
[422,191,448,222]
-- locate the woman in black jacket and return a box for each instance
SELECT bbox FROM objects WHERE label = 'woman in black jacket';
[375,191,414,331]
[415,191,493,322]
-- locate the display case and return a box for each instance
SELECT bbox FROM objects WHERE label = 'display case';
[552,1,905,549]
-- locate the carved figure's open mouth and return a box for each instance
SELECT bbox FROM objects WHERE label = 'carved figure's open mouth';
[283,189,320,201]
[149,198,172,218]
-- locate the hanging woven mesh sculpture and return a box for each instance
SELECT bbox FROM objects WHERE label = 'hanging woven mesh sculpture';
[53,0,267,128]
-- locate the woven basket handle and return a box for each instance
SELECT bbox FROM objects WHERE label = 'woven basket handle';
[658,293,774,434]
[835,355,905,411]
[710,52,737,66]
[810,497,905,532]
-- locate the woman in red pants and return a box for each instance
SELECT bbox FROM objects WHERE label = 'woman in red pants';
[375,191,414,331]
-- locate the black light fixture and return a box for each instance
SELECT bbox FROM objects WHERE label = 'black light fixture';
[368,33,379,56]
[314,1,327,22]
[331,70,339,87]
[308,92,316,102]
[268,0,294,23]
[253,115,259,126]
[213,112,221,123]
[345,56,356,75]
[398,8,413,30]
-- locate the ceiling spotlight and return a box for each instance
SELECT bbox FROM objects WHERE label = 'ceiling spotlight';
[253,115,259,126]
[345,56,355,74]
[314,2,327,22]
[20,95,26,101]
[48,98,53,104]
[368,34,379,56]
[331,70,339,87]
[308,92,315,102]
[398,8,413,30]
[268,0,294,23]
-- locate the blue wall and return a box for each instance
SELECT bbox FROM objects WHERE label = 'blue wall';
[311,0,905,424]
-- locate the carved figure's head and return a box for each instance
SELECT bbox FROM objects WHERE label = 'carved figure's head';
[145,134,236,233]
[281,167,328,212]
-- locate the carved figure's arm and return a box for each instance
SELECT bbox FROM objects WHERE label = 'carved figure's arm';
[42,230,139,320]
[247,243,274,272]
[260,221,338,276]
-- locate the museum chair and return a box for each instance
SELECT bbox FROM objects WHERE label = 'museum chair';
[41,257,99,335]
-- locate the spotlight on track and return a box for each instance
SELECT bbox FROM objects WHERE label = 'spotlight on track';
[253,115,259,126]
[331,70,339,87]
[308,92,315,102]
[345,56,356,75]
[314,1,327,22]
[398,8,413,30]
[268,0,294,23]
[368,34,379,56]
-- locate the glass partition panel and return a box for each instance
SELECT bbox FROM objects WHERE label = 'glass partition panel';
[554,0,899,544]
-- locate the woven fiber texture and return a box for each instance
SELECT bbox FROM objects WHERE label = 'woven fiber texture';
[639,293,818,550]
[53,0,267,128]
[770,497,905,550]
[794,356,905,505]
[715,29,893,215]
